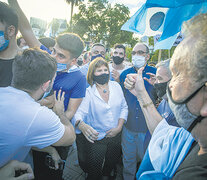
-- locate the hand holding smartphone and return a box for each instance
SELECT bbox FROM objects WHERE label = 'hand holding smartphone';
[45,155,65,170]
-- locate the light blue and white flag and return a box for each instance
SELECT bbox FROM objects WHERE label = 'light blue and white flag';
[121,0,207,50]
[136,120,194,179]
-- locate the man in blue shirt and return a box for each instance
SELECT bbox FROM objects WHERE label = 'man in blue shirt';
[8,1,86,179]
[35,33,86,180]
[120,43,156,180]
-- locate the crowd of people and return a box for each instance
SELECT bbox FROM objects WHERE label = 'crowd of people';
[0,0,207,180]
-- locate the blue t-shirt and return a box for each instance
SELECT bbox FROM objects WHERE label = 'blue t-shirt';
[120,65,156,133]
[53,71,86,111]
[40,44,86,111]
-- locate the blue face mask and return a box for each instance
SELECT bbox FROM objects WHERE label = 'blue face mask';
[57,63,67,72]
[0,31,9,52]
[41,90,51,99]
[91,54,104,62]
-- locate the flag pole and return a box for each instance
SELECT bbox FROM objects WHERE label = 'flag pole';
[168,49,171,59]
[158,49,162,62]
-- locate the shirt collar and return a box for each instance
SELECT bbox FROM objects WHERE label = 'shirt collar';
[67,65,79,73]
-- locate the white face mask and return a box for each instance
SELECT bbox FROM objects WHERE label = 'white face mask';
[22,45,29,50]
[132,55,146,68]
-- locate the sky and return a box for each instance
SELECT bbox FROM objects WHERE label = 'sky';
[1,0,146,23]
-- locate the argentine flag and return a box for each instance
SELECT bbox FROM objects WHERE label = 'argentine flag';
[136,120,194,179]
[121,0,207,50]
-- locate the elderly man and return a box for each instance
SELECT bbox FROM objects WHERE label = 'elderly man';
[8,1,86,179]
[124,13,207,179]
[120,43,156,180]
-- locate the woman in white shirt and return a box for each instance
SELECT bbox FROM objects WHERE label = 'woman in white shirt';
[74,57,128,180]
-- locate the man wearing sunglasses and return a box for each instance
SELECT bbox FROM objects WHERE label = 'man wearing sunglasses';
[120,43,156,180]
[124,13,207,179]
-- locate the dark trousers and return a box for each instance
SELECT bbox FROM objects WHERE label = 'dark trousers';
[33,146,70,180]
[76,133,122,180]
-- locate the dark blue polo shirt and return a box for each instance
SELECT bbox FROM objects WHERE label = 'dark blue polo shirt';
[40,45,86,111]
[53,71,86,111]
[120,65,156,133]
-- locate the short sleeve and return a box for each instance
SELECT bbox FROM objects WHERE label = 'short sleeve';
[24,106,65,149]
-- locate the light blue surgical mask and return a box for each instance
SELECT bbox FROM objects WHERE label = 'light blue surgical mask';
[42,90,51,99]
[40,83,53,100]
[57,63,67,72]
[0,30,9,52]
[132,55,146,68]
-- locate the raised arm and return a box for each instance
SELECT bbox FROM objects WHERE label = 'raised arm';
[8,0,41,48]
[124,68,163,134]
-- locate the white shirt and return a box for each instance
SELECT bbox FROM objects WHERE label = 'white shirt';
[108,63,130,81]
[74,81,128,140]
[108,63,130,75]
[0,87,65,167]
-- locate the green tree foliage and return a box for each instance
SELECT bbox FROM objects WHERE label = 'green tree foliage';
[150,46,176,63]
[51,19,60,37]
[125,46,132,62]
[71,0,137,47]
[65,0,84,28]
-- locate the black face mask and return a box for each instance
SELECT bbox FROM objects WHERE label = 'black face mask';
[93,73,109,85]
[112,56,124,65]
[154,81,168,98]
[77,60,83,66]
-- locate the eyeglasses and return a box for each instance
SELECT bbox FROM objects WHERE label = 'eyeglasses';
[167,83,206,104]
[132,50,147,55]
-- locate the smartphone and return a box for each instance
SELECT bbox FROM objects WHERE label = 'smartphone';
[45,155,65,170]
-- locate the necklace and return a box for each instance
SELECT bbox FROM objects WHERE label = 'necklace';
[103,89,107,93]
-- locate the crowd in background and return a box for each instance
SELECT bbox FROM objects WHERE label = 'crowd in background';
[0,1,207,180]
